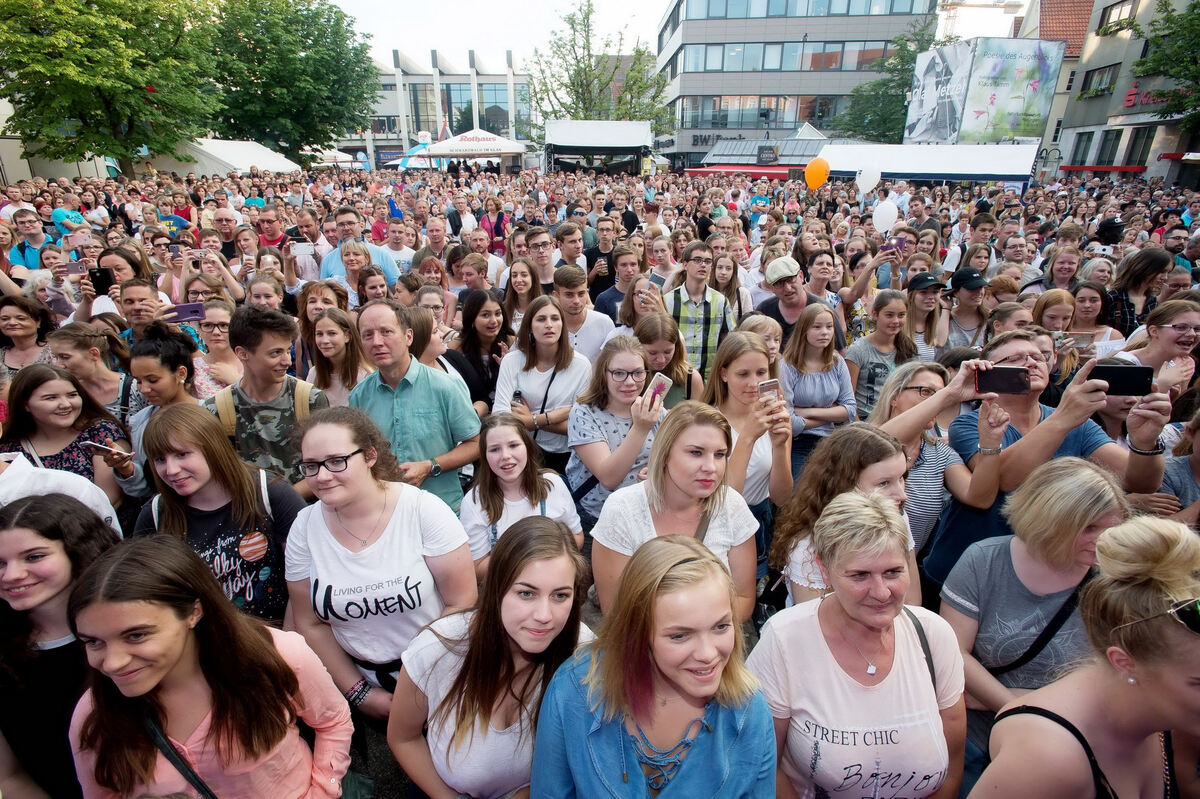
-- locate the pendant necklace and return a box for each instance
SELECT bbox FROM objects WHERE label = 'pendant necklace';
[847,629,888,676]
[334,488,389,548]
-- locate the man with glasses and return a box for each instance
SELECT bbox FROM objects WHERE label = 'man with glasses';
[213,209,241,261]
[924,327,1171,589]
[351,300,480,512]
[662,241,733,380]
[585,217,619,300]
[1162,225,1191,270]
[257,208,287,248]
[446,194,477,240]
[8,208,49,271]
[524,226,558,294]
[319,206,400,287]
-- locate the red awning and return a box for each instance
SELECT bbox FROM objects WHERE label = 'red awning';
[685,164,796,179]
[1059,165,1147,172]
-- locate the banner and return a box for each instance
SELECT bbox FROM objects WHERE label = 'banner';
[959,38,1066,144]
[904,41,973,144]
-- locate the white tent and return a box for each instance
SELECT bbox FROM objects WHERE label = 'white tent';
[543,120,652,156]
[816,143,1039,183]
[308,147,362,168]
[423,129,526,158]
[148,138,301,176]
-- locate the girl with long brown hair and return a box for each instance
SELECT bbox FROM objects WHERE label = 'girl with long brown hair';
[134,404,306,624]
[47,321,146,427]
[308,308,374,407]
[68,535,353,797]
[387,517,587,798]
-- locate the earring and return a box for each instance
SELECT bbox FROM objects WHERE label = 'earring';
[1128,677,1137,685]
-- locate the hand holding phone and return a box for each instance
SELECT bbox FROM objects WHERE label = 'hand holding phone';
[646,373,673,405]
[976,366,1031,395]
[168,302,206,323]
[757,379,782,404]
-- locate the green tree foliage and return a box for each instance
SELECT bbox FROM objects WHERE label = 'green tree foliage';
[0,0,219,175]
[1131,0,1200,132]
[210,0,377,162]
[833,18,941,143]
[521,0,673,142]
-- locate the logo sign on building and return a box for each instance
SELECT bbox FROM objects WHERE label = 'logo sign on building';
[756,145,779,165]
[904,38,1065,145]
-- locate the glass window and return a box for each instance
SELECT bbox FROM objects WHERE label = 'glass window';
[1125,126,1155,165]
[750,0,768,14]
[803,42,823,70]
[869,0,888,12]
[742,96,760,127]
[708,0,727,15]
[861,40,885,66]
[1098,0,1134,28]
[849,0,869,12]
[779,96,798,123]
[789,0,809,12]
[743,43,764,70]
[1069,131,1094,164]
[724,43,744,71]
[782,43,802,69]
[1096,129,1122,166]
[727,0,749,15]
[686,0,707,17]
[823,42,843,69]
[764,43,782,69]
[810,0,830,13]
[768,0,788,13]
[477,83,509,135]
[891,0,913,12]
[831,0,849,11]
[706,44,724,70]
[842,41,863,70]
[685,45,706,72]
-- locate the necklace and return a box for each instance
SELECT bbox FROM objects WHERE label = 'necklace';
[333,488,389,548]
[846,628,889,676]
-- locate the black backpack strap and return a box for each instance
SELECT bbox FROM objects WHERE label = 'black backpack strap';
[903,606,936,690]
[142,716,220,799]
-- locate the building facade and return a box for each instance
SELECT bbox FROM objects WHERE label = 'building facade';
[655,0,935,167]
[335,50,532,169]
[1056,0,1195,183]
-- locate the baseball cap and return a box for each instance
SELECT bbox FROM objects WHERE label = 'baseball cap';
[764,256,801,285]
[949,267,987,292]
[907,273,943,292]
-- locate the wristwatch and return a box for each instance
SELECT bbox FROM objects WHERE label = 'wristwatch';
[428,459,443,477]
[977,445,1003,456]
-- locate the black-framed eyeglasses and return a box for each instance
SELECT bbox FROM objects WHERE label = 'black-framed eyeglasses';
[607,368,648,382]
[188,290,216,301]
[298,448,364,478]
[901,386,939,399]
[1112,598,1200,636]
[994,352,1050,366]
[199,321,229,332]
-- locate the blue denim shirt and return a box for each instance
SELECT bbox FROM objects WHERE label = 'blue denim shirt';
[531,649,775,798]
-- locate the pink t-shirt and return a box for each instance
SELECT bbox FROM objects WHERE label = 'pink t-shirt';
[70,627,352,799]
[747,598,964,799]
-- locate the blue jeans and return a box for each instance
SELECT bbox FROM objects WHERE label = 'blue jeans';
[790,433,823,479]
[747,499,773,580]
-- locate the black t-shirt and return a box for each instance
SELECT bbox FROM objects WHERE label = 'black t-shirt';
[0,637,88,798]
[584,244,616,299]
[756,293,846,350]
[220,238,238,261]
[133,474,304,621]
[618,209,639,235]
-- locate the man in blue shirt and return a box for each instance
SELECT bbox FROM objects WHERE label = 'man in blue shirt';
[350,300,480,511]
[8,208,50,270]
[49,193,88,239]
[320,206,400,286]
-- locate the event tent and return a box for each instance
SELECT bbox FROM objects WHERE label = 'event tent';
[423,129,526,158]
[306,147,362,168]
[543,120,652,159]
[815,143,1039,183]
[148,138,301,176]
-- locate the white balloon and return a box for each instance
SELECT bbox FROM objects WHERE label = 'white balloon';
[857,166,881,195]
[872,200,898,233]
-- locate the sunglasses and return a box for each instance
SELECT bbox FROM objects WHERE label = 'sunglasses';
[1112,598,1200,636]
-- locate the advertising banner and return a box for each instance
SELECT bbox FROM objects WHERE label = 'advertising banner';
[958,38,1065,144]
[904,41,974,144]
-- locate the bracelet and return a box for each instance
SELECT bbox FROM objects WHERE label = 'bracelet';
[1126,436,1165,456]
[343,678,366,701]
[345,679,372,709]
[977,445,1003,456]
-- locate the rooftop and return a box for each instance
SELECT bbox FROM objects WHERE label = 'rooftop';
[1038,0,1091,58]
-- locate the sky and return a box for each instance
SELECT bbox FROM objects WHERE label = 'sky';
[335,0,664,73]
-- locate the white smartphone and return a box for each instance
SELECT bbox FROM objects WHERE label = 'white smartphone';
[83,441,127,456]
[646,372,673,404]
[292,241,315,257]
[757,378,782,403]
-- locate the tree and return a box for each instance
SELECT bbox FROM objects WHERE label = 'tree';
[210,0,377,162]
[520,0,673,142]
[833,17,942,143]
[0,0,219,176]
[1130,0,1200,133]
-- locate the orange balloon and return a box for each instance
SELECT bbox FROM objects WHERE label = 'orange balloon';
[804,157,830,190]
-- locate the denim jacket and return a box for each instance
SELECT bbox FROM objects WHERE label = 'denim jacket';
[530,649,775,798]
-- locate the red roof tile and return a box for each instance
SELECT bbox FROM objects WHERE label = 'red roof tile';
[1039,0,1091,58]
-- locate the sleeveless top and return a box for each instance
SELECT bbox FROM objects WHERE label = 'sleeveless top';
[994,706,1178,799]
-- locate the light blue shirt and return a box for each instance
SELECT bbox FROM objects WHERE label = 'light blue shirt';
[319,240,401,285]
[348,359,480,511]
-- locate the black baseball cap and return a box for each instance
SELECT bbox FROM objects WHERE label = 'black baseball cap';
[907,272,944,292]
[949,267,988,292]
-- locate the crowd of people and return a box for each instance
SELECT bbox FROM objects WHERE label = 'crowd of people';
[1,164,1199,798]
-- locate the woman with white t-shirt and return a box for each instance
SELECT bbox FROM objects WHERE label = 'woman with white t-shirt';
[590,401,759,623]
[460,413,583,580]
[770,423,921,606]
[286,407,477,721]
[701,332,792,580]
[387,517,589,799]
[493,295,592,474]
[748,490,966,799]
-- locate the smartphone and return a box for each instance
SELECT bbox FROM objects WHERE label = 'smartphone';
[292,241,315,257]
[511,389,524,404]
[757,378,782,403]
[1064,331,1095,348]
[646,373,673,403]
[1090,364,1154,396]
[88,266,115,295]
[64,261,87,275]
[976,366,1031,395]
[170,302,206,322]
[64,230,91,249]
[83,441,126,456]
[189,249,207,260]
[168,244,182,257]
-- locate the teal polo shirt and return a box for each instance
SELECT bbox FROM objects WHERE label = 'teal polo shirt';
[349,359,480,511]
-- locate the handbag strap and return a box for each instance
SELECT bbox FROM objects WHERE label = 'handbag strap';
[20,439,44,470]
[987,570,1094,677]
[903,606,936,690]
[142,715,220,799]
[694,507,712,545]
